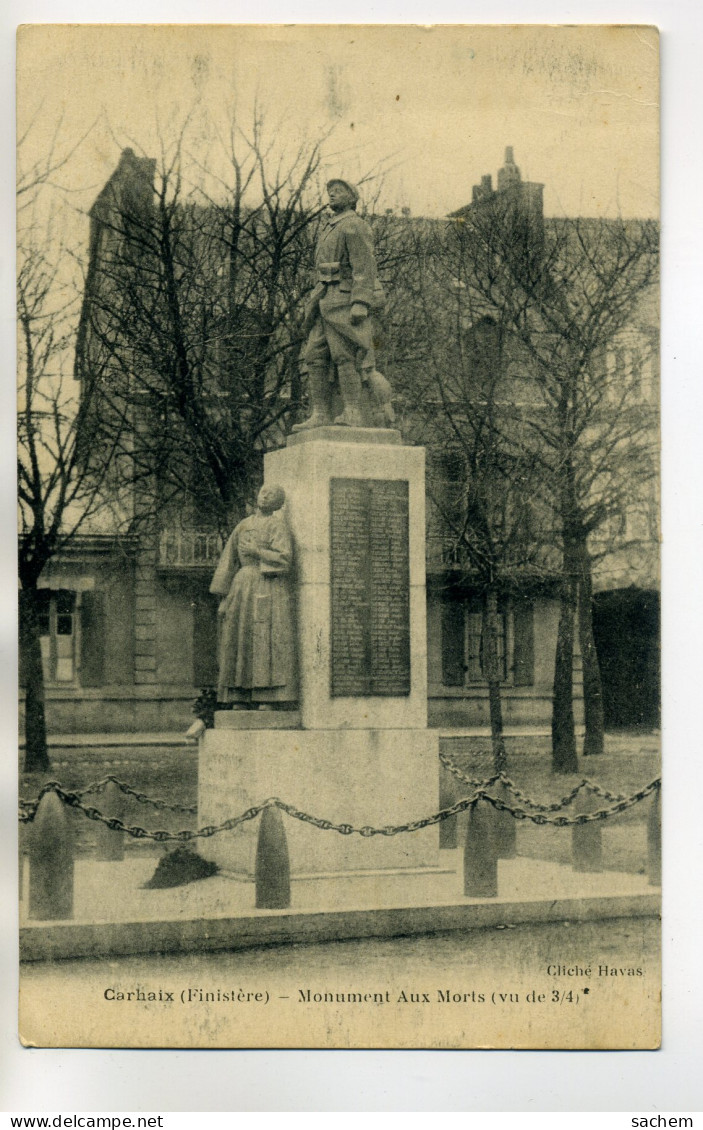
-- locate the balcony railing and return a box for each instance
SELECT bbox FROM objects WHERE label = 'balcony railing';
[159,529,223,569]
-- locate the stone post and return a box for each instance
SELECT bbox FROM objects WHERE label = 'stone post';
[463,798,498,898]
[255,806,291,909]
[439,761,458,849]
[647,784,661,886]
[28,791,74,920]
[493,779,517,859]
[571,791,604,873]
[95,780,125,862]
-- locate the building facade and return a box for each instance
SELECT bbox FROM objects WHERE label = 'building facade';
[20,147,657,734]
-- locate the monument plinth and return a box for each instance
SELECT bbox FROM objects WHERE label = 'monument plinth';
[198,178,439,882]
[198,427,440,876]
[198,427,440,879]
[267,429,428,731]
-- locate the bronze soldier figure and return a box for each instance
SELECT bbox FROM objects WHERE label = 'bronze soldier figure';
[294,178,393,431]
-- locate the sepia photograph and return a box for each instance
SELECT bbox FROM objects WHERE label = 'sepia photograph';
[16,23,661,1051]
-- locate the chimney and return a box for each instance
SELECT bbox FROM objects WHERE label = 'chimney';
[448,146,544,234]
[497,146,521,191]
[471,173,494,205]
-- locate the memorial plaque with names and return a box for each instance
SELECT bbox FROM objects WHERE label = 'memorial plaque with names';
[330,478,411,696]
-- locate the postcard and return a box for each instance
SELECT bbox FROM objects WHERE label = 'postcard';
[17,23,660,1049]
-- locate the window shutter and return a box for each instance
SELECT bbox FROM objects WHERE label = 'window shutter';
[80,591,105,687]
[441,598,465,687]
[512,599,534,686]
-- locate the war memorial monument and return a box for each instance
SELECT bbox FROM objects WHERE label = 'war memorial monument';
[198,178,441,881]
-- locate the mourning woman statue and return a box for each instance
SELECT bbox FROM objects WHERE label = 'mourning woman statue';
[210,484,297,709]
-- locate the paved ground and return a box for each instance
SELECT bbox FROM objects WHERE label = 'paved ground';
[20,852,656,924]
[19,916,661,1049]
[18,730,661,1048]
[23,914,657,981]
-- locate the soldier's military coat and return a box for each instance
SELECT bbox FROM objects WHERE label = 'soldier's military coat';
[302,206,381,370]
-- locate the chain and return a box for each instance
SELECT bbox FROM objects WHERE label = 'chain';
[440,750,588,812]
[581,779,631,804]
[439,751,651,814]
[19,783,487,840]
[18,799,36,823]
[271,792,487,837]
[496,774,588,813]
[19,776,197,817]
[22,783,268,841]
[438,750,501,791]
[19,777,660,838]
[480,778,660,826]
[90,776,197,814]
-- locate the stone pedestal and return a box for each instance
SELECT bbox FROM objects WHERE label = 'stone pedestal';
[199,726,439,878]
[198,427,440,881]
[264,430,428,730]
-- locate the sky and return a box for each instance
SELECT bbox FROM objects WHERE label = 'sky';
[17,24,659,223]
[16,23,661,510]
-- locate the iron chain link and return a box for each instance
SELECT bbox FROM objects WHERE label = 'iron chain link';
[495,775,587,813]
[480,778,660,826]
[19,776,660,838]
[438,749,497,791]
[19,775,197,820]
[439,751,648,814]
[581,779,631,804]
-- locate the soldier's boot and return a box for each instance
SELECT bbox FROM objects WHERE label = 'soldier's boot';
[291,364,332,432]
[334,361,365,427]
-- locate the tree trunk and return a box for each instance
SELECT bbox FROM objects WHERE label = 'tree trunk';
[19,586,50,773]
[577,540,605,756]
[552,542,579,774]
[482,587,507,774]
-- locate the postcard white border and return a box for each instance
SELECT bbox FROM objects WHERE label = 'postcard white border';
[2,0,702,1114]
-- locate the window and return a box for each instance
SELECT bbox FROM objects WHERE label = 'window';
[441,593,534,688]
[427,451,467,567]
[464,595,507,681]
[434,450,466,526]
[37,589,76,682]
[20,587,106,689]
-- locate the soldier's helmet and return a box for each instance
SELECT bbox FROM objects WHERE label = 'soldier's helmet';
[326,178,360,204]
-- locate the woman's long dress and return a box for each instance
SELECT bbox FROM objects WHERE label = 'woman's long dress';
[210,512,298,704]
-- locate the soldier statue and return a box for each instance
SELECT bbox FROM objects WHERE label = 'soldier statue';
[293,178,394,432]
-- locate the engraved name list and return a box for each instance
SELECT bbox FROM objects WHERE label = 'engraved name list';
[330,478,411,697]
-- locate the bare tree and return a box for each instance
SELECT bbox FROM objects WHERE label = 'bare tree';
[75,105,407,540]
[442,192,658,771]
[17,198,132,772]
[391,219,552,772]
[17,105,98,213]
[75,118,346,534]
